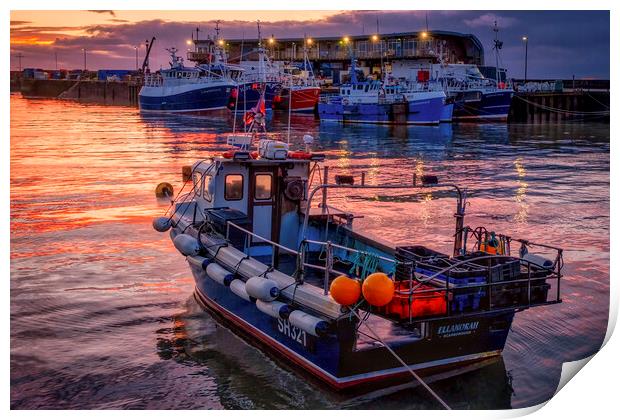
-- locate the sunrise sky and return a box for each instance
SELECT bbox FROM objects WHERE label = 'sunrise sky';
[10,10,610,79]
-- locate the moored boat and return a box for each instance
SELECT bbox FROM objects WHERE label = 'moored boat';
[152,135,563,392]
[138,47,237,114]
[274,42,321,114]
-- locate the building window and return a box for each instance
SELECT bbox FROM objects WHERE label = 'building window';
[357,40,368,56]
[225,174,244,201]
[192,172,203,197]
[404,39,417,54]
[254,174,272,200]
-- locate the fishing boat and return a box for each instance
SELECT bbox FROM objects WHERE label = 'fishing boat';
[152,130,563,393]
[274,42,321,114]
[318,65,445,125]
[436,22,513,121]
[139,46,239,114]
[439,65,514,121]
[228,24,282,113]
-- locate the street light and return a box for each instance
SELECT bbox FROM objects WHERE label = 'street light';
[186,40,192,46]
[420,31,428,39]
[306,38,313,46]
[218,39,225,46]
[268,37,275,45]
[371,34,379,42]
[522,36,529,83]
[343,36,350,43]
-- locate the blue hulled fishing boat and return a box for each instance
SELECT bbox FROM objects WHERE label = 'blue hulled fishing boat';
[318,53,446,125]
[152,121,563,392]
[138,47,238,113]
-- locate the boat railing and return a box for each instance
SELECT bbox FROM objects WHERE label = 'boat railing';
[225,219,562,322]
[143,74,163,87]
[225,221,396,295]
[392,250,563,323]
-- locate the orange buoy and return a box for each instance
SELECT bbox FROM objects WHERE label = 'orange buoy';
[362,272,395,307]
[329,275,361,306]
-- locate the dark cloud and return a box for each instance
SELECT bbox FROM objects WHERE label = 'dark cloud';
[108,18,130,23]
[10,10,609,79]
[88,10,116,17]
[11,20,31,26]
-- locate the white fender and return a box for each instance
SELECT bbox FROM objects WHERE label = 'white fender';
[245,276,279,302]
[256,300,291,320]
[152,216,171,232]
[173,233,200,256]
[230,279,252,302]
[288,310,329,337]
[521,253,554,270]
[205,262,234,286]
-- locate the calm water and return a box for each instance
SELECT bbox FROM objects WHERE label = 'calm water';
[10,95,609,409]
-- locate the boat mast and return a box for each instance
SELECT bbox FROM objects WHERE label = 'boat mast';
[492,21,503,89]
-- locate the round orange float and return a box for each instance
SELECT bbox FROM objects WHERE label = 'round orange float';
[329,275,361,306]
[362,272,395,307]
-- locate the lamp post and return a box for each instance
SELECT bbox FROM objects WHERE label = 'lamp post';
[82,48,87,72]
[522,36,528,83]
[135,45,139,70]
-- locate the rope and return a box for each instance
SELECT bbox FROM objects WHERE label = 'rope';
[514,95,610,116]
[351,310,451,410]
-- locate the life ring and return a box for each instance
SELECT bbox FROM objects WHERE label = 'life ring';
[222,149,259,159]
[288,151,313,160]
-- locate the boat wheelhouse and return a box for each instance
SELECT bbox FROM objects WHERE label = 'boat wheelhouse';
[153,139,563,392]
[139,47,238,113]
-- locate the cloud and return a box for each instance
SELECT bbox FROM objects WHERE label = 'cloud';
[108,19,130,23]
[464,13,518,29]
[88,10,116,17]
[9,10,609,79]
[11,20,31,26]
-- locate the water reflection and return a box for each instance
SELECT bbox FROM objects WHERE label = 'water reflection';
[10,97,608,409]
[157,298,514,409]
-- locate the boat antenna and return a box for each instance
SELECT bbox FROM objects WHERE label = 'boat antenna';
[232,32,244,134]
[214,20,221,40]
[347,41,358,84]
[287,66,292,145]
[492,21,503,88]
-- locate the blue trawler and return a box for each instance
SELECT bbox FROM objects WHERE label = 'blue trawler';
[318,55,446,125]
[138,44,239,114]
[152,127,563,392]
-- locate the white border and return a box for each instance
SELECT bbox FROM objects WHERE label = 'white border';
[4,1,616,419]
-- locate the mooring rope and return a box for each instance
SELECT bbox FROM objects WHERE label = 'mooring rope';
[514,95,610,116]
[351,310,452,410]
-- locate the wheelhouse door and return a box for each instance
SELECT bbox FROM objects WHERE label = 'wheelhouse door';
[248,166,278,243]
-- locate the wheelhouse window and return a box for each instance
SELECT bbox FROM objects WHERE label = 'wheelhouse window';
[254,174,272,200]
[192,172,203,197]
[225,174,244,201]
[203,175,213,201]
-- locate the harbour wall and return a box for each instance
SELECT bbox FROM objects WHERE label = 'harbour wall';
[509,91,610,123]
[18,79,140,107]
